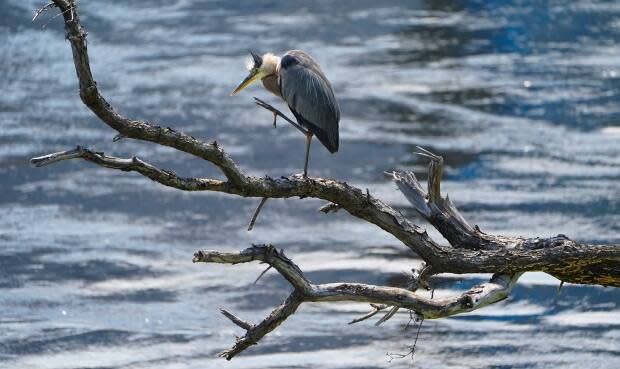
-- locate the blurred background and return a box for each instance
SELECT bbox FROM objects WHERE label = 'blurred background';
[1,1,619,368]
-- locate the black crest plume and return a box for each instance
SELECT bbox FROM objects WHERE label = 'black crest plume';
[250,51,263,68]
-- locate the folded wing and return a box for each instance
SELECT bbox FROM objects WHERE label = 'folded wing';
[279,50,340,153]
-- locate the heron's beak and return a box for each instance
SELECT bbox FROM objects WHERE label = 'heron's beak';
[230,70,263,96]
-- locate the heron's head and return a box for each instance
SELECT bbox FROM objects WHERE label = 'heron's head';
[230,51,280,96]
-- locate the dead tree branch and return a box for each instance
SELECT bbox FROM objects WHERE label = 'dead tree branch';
[193,245,522,358]
[31,146,620,287]
[30,0,620,360]
[389,155,620,286]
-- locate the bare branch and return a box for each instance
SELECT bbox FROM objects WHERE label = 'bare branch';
[193,245,522,319]
[32,148,620,287]
[220,309,253,331]
[414,146,444,203]
[34,0,444,258]
[193,245,311,293]
[31,147,83,167]
[218,292,303,360]
[193,245,522,356]
[32,144,448,269]
[192,248,306,360]
[44,1,246,184]
[31,146,230,192]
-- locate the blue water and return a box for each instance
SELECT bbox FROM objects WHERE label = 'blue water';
[1,1,619,368]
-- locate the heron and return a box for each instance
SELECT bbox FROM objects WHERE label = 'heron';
[231,50,340,178]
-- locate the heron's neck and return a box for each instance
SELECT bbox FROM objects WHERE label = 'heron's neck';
[262,74,282,99]
[259,53,282,98]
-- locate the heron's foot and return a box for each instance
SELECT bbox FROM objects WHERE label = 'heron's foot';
[291,172,308,179]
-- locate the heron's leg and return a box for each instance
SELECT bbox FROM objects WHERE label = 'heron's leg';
[254,98,308,135]
[303,133,313,178]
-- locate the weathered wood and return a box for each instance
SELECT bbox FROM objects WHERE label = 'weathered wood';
[218,292,303,360]
[390,153,620,286]
[219,309,253,331]
[32,146,620,287]
[194,245,522,357]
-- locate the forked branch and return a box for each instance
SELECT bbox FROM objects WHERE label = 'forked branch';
[193,245,522,358]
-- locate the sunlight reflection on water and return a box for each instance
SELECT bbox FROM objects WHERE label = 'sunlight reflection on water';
[1,0,619,368]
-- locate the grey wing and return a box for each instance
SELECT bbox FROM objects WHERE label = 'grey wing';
[279,50,340,153]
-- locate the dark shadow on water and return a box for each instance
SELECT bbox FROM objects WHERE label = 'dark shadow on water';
[0,248,161,289]
[85,288,178,303]
[0,328,196,356]
[248,332,380,356]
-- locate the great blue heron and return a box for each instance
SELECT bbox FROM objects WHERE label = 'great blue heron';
[231,50,340,178]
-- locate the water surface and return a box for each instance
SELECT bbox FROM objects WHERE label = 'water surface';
[1,1,619,368]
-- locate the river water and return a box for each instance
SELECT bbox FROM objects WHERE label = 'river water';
[1,1,619,368]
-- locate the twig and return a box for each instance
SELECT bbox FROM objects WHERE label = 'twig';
[375,265,434,326]
[349,304,387,324]
[413,145,440,161]
[375,305,400,326]
[253,265,272,284]
[247,197,268,231]
[413,146,443,203]
[220,309,253,330]
[41,5,73,29]
[387,314,424,363]
[31,147,83,167]
[412,317,424,359]
[32,2,55,22]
